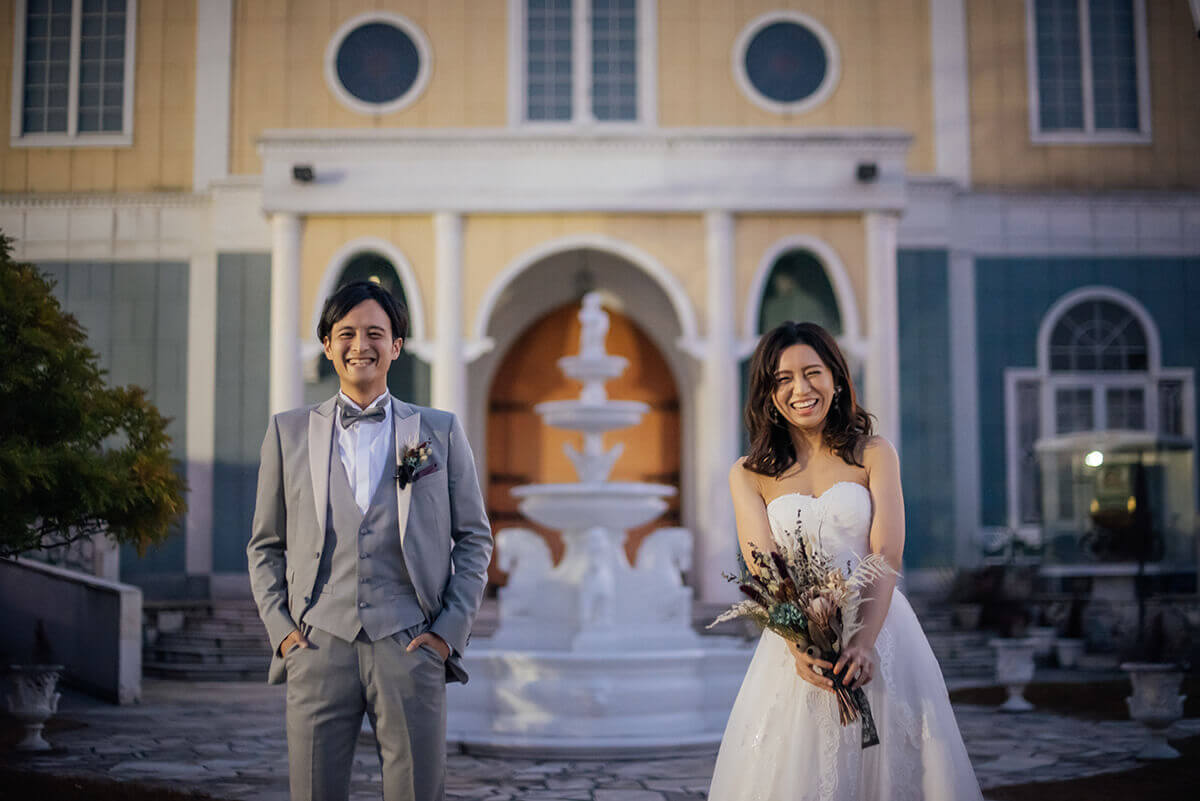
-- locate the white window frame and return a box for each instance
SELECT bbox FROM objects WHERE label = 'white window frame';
[732,10,841,116]
[1024,0,1151,145]
[1003,286,1194,534]
[323,11,432,116]
[508,0,657,128]
[9,0,137,148]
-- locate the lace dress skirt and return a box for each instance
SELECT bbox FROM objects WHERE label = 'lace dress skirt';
[707,590,983,801]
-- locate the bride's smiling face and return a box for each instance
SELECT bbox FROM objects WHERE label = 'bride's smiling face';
[772,344,837,432]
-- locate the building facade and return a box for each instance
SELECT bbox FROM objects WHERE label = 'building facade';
[3,0,1197,601]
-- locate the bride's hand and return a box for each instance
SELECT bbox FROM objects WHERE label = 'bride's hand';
[834,642,875,689]
[788,642,835,692]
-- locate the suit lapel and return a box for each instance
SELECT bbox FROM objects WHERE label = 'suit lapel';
[392,398,421,550]
[308,397,337,540]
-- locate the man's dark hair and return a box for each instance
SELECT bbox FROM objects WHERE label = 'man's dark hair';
[317,281,409,343]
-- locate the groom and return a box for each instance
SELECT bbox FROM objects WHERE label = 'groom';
[247,281,492,801]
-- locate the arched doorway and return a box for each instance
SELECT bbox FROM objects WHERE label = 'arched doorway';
[305,250,430,405]
[741,247,849,449]
[486,302,681,584]
[757,249,843,335]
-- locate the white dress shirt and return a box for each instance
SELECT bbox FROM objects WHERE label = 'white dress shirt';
[335,391,392,514]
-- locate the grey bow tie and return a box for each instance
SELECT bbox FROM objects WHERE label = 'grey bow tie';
[339,401,386,428]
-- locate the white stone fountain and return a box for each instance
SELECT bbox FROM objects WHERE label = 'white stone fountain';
[447,293,751,757]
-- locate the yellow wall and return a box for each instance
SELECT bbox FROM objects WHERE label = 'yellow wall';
[230,0,508,175]
[0,0,196,193]
[299,212,868,346]
[300,214,436,343]
[968,0,1200,190]
[658,0,936,175]
[461,213,708,333]
[734,213,867,338]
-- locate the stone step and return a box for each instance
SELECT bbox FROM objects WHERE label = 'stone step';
[185,618,266,635]
[155,631,271,649]
[143,660,266,681]
[146,644,272,665]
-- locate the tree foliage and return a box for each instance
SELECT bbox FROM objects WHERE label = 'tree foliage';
[0,234,187,558]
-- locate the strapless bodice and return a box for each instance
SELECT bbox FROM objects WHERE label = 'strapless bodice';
[766,482,872,568]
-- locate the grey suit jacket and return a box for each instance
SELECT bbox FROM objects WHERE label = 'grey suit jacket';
[247,395,493,685]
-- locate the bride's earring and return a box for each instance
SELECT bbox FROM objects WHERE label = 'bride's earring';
[771,406,782,425]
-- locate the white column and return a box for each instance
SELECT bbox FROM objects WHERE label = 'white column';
[270,213,304,415]
[432,212,467,420]
[695,210,740,604]
[931,0,972,187]
[948,249,981,566]
[193,0,233,191]
[184,249,219,580]
[865,212,901,453]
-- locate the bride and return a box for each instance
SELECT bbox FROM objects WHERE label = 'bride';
[708,321,983,801]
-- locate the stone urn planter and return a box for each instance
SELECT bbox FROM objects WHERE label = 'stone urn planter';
[1120,662,1186,759]
[1027,625,1057,664]
[989,638,1036,712]
[4,664,64,751]
[1054,637,1085,669]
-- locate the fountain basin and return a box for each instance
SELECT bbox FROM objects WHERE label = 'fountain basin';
[513,482,674,531]
[447,639,752,758]
[557,354,628,383]
[534,400,649,433]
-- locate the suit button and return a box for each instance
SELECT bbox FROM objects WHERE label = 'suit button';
[360,527,369,536]
[359,601,369,609]
[313,551,320,558]
[359,577,368,584]
[360,552,369,559]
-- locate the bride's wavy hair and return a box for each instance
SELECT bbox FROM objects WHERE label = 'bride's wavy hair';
[744,321,875,477]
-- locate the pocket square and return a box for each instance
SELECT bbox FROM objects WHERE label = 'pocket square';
[413,463,440,481]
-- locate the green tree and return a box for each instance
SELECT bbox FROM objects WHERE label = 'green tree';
[0,234,186,558]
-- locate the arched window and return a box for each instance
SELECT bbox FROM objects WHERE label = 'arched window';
[307,252,430,406]
[1005,289,1191,532]
[757,250,842,336]
[1048,299,1148,373]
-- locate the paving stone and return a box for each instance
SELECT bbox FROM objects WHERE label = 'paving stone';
[12,678,1195,800]
[595,790,667,801]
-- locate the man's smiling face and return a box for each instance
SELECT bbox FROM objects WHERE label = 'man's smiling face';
[322,298,402,401]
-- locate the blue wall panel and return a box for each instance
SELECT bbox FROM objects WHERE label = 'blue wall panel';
[975,256,1200,527]
[41,261,190,578]
[898,250,955,569]
[213,254,272,574]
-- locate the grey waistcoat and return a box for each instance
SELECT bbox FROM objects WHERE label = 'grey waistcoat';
[305,423,426,643]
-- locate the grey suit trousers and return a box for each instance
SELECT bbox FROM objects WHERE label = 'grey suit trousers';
[284,625,447,801]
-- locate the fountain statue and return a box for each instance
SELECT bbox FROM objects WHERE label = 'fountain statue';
[447,293,751,757]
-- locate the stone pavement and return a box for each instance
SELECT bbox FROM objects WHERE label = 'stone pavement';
[6,679,1199,801]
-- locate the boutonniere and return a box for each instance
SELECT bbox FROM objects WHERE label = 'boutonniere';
[395,441,434,490]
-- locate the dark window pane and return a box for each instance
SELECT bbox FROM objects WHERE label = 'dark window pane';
[743,20,828,104]
[1034,0,1084,130]
[335,21,422,105]
[1089,0,1139,130]
[526,0,573,120]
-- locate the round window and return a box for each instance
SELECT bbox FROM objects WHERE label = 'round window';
[325,14,431,114]
[734,12,839,114]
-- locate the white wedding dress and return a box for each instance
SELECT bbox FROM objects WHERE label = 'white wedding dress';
[708,482,983,801]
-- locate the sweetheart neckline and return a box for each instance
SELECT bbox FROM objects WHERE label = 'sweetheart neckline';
[764,480,869,511]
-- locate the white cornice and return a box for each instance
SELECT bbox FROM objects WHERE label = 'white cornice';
[257,127,913,215]
[258,126,913,150]
[0,192,209,208]
[899,184,1200,255]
